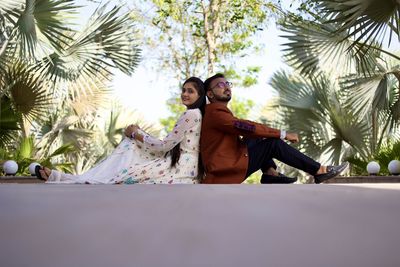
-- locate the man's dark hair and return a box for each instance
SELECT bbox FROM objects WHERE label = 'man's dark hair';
[204,73,225,91]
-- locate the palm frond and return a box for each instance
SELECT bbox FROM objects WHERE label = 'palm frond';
[342,74,386,115]
[312,76,370,158]
[105,108,124,147]
[0,0,22,37]
[270,70,370,164]
[32,3,141,94]
[3,62,52,123]
[0,0,24,33]
[315,0,400,49]
[34,0,78,48]
[0,0,25,13]
[61,128,92,148]
[35,3,140,81]
[7,0,78,58]
[280,17,379,77]
[101,102,161,150]
[321,138,344,164]
[67,74,112,117]
[270,70,319,112]
[75,3,141,75]
[47,143,75,158]
[341,60,399,120]
[39,143,75,173]
[35,113,92,157]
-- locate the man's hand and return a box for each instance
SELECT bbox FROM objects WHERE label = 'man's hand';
[124,124,140,138]
[285,132,299,143]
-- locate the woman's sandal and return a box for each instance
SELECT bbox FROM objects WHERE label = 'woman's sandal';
[35,165,49,181]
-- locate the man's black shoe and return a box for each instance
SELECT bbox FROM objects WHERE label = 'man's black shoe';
[314,162,349,184]
[260,173,297,184]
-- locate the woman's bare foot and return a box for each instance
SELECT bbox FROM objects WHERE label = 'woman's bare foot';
[38,167,51,181]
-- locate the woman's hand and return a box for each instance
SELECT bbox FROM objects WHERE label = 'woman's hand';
[124,124,140,138]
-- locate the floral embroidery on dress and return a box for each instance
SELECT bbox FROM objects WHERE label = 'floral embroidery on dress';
[124,177,138,184]
[114,109,202,184]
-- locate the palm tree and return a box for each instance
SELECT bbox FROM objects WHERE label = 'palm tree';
[266,1,400,176]
[314,0,400,50]
[270,70,370,163]
[0,0,142,172]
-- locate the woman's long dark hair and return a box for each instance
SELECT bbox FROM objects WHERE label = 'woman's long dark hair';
[168,77,206,180]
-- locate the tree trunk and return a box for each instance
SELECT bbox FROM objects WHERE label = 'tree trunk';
[202,0,227,75]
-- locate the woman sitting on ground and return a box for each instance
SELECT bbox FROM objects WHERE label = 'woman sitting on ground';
[36,77,206,184]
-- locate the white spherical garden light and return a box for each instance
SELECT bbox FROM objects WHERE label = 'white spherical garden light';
[388,160,400,175]
[28,162,40,176]
[366,161,380,175]
[3,160,18,175]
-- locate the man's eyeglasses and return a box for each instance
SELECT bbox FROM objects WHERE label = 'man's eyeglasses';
[210,81,233,90]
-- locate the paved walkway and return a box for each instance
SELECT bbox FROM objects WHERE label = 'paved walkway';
[1,184,399,267]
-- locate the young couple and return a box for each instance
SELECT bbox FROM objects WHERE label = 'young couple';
[36,74,348,184]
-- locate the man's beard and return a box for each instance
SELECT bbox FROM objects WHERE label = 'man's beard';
[214,94,231,102]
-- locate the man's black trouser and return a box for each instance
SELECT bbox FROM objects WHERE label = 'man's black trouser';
[244,138,320,178]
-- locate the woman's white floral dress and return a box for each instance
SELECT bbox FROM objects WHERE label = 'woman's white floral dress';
[47,109,202,184]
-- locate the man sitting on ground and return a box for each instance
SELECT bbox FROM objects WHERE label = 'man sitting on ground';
[200,73,348,184]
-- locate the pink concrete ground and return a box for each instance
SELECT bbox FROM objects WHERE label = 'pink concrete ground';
[1,184,400,267]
